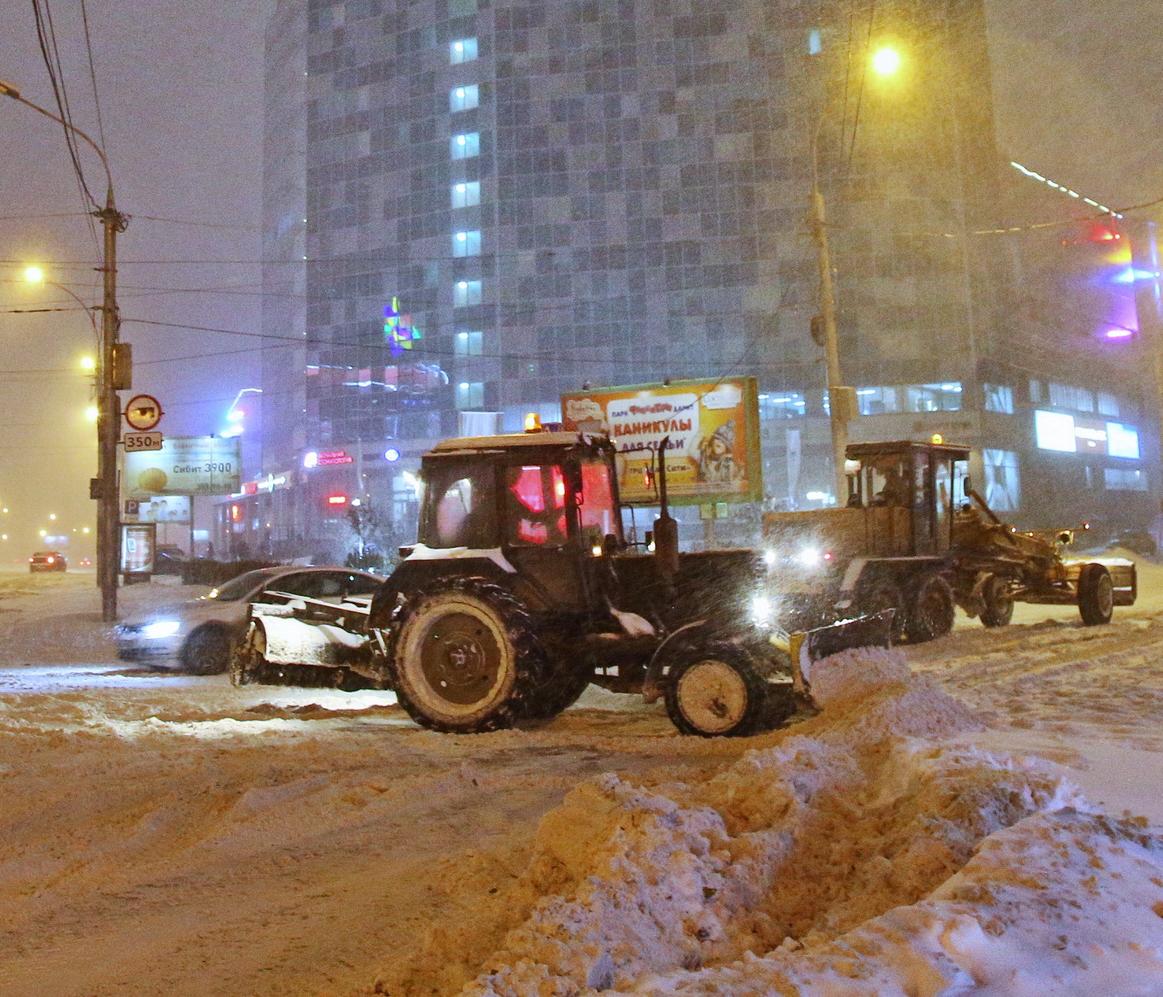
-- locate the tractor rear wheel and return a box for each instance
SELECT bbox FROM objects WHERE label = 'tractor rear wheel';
[664,644,767,737]
[980,574,1014,628]
[1078,563,1114,626]
[389,577,545,732]
[905,574,955,643]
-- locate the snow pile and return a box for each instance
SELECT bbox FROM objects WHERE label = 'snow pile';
[405,648,1163,995]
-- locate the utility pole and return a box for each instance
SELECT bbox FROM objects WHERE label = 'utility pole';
[809,186,850,505]
[97,185,128,622]
[1,79,127,621]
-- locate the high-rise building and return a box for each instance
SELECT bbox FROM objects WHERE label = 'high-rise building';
[239,0,1156,560]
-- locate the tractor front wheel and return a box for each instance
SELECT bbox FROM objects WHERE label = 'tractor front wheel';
[664,644,767,737]
[1078,563,1114,626]
[389,578,545,732]
[905,574,955,643]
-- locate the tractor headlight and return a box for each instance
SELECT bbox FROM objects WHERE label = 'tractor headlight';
[795,545,823,569]
[142,620,181,639]
[750,594,773,626]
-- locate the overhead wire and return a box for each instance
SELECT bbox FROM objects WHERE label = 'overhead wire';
[78,0,107,153]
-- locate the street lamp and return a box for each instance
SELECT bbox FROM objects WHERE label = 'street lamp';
[2,78,128,622]
[809,44,903,503]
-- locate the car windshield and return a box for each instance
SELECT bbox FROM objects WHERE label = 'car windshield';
[207,568,281,601]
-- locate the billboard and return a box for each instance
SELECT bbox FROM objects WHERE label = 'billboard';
[1034,410,1141,459]
[122,436,242,497]
[561,378,762,505]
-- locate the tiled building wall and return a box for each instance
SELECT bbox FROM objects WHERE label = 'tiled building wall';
[293,0,1002,457]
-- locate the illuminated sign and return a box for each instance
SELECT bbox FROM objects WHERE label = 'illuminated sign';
[1034,410,1140,459]
[326,493,349,507]
[561,378,762,505]
[384,296,424,356]
[316,450,354,466]
[121,436,242,497]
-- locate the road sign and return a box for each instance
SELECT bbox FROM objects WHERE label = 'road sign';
[124,394,163,431]
[124,430,163,452]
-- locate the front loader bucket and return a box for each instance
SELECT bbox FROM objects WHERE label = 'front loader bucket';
[789,609,895,697]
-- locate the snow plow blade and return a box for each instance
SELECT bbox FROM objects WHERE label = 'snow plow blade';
[788,609,896,696]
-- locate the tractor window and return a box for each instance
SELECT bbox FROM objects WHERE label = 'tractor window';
[419,461,497,548]
[934,457,953,550]
[579,459,619,540]
[504,465,568,546]
[867,456,911,507]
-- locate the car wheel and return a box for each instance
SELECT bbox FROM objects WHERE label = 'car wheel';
[182,625,234,675]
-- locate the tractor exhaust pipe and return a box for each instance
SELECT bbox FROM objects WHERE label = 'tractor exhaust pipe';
[653,435,680,582]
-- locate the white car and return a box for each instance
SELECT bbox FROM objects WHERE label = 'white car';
[115,566,383,674]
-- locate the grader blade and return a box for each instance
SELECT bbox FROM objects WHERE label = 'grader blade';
[788,609,896,696]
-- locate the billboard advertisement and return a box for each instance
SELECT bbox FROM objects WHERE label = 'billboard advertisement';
[561,378,762,505]
[122,436,242,497]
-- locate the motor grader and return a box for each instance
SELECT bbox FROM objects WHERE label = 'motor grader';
[762,439,1136,639]
[230,426,890,737]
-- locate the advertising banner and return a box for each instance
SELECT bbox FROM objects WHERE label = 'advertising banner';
[561,378,762,505]
[122,436,242,497]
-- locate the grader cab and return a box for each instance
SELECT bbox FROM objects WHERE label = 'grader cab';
[763,439,1136,637]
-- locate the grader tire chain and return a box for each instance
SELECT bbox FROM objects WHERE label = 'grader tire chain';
[386,576,550,733]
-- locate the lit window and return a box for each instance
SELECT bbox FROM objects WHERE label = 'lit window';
[455,380,485,409]
[807,28,822,55]
[758,392,806,420]
[450,132,480,160]
[1097,392,1120,417]
[453,279,482,307]
[906,383,962,413]
[450,37,478,64]
[856,386,900,416]
[1029,378,1043,404]
[1107,422,1140,459]
[452,230,481,257]
[451,181,481,208]
[455,330,483,356]
[983,449,1021,511]
[1104,467,1147,491]
[449,84,479,113]
[1048,382,1095,412]
[983,383,1014,414]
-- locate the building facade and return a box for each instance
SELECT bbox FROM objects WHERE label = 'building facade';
[234,0,1158,560]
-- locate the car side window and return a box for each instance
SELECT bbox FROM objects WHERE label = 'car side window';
[265,572,320,599]
[315,574,345,598]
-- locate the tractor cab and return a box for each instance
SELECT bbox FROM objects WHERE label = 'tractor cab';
[410,429,623,613]
[844,440,970,556]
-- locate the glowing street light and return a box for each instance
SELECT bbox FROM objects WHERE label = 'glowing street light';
[871,45,902,77]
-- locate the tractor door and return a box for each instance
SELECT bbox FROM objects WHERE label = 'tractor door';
[500,460,593,612]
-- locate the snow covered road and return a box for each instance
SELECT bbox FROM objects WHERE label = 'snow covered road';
[2,568,1163,994]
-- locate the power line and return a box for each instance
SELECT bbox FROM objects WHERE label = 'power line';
[78,0,107,154]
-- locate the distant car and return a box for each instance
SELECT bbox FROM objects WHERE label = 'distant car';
[115,566,383,674]
[153,544,187,575]
[29,551,67,573]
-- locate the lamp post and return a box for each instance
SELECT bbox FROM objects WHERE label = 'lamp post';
[2,79,128,622]
[808,45,902,504]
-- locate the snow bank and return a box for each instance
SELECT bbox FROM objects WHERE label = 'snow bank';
[408,648,1163,995]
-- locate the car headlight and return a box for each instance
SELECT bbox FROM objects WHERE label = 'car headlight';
[142,620,181,639]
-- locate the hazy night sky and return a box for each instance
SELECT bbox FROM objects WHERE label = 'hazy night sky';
[0,1,1158,557]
